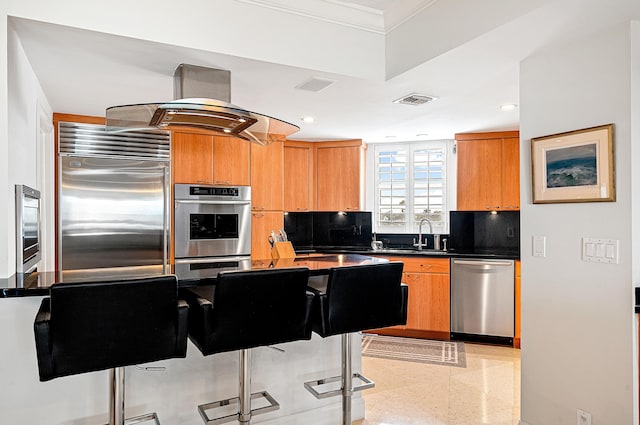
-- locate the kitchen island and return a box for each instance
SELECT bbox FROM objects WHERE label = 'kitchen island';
[0,254,387,425]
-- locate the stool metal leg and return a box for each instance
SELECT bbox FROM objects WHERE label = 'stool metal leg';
[239,349,251,424]
[341,334,354,425]
[108,367,161,425]
[197,349,280,425]
[304,333,376,424]
[110,367,125,425]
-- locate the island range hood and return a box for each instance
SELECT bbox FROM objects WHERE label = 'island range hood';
[105,64,299,145]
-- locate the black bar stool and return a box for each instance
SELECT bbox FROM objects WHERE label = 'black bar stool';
[184,267,314,425]
[304,262,407,425]
[33,275,189,425]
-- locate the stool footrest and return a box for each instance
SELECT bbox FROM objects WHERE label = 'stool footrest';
[104,412,160,425]
[303,372,375,400]
[197,390,280,425]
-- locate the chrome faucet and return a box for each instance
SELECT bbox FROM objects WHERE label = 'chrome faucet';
[413,218,433,250]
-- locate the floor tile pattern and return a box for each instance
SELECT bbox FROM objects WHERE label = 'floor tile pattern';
[354,341,521,425]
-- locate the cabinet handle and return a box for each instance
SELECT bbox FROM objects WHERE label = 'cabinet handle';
[252,213,265,218]
[346,207,359,210]
[419,264,433,269]
[196,179,211,184]
[296,208,308,211]
[215,180,230,184]
[504,205,519,209]
[485,206,501,209]
[252,206,265,211]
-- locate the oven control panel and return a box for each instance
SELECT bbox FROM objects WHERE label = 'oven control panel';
[190,186,239,197]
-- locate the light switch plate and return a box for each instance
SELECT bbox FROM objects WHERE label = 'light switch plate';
[582,237,619,264]
[533,235,546,258]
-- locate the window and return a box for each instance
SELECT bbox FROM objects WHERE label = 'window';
[374,141,450,234]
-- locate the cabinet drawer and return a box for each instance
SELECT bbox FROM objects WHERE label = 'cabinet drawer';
[399,257,450,274]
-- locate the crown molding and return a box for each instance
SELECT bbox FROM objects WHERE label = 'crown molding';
[233,0,440,35]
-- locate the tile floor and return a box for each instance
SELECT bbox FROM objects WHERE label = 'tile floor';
[354,342,521,425]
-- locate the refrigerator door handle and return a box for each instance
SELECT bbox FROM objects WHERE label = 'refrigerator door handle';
[163,166,170,274]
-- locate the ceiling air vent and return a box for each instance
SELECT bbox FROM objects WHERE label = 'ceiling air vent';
[295,77,336,92]
[393,93,438,105]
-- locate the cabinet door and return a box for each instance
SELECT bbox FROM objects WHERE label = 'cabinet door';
[251,141,283,211]
[316,146,360,211]
[284,145,313,212]
[212,136,250,185]
[172,132,213,184]
[456,139,503,210]
[502,137,520,210]
[251,211,283,260]
[404,272,450,333]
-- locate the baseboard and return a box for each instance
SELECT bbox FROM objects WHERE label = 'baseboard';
[518,421,531,425]
[367,328,450,340]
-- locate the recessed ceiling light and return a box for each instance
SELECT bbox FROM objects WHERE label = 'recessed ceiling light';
[416,133,429,137]
[385,135,396,139]
[500,103,518,111]
[301,116,315,123]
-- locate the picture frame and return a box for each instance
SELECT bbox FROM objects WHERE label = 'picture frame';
[531,124,615,204]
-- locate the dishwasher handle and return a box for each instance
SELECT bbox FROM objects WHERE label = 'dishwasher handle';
[452,259,514,267]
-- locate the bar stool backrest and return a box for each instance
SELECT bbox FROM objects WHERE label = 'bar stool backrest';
[324,262,405,336]
[204,268,313,354]
[34,275,187,381]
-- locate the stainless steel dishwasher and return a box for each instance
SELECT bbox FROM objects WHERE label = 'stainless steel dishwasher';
[450,258,515,344]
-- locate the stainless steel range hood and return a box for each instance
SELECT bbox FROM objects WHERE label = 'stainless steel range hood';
[105,64,299,145]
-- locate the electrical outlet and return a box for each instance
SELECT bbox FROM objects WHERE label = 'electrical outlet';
[577,409,592,425]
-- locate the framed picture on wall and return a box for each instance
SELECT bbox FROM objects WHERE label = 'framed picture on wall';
[531,123,615,203]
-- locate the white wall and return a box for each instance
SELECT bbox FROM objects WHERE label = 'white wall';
[519,21,637,425]
[4,21,53,276]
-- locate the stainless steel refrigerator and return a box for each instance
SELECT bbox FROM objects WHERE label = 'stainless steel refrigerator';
[57,122,170,273]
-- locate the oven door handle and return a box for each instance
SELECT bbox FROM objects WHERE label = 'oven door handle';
[175,256,252,264]
[175,200,251,206]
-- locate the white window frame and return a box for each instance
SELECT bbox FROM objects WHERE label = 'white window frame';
[369,140,455,234]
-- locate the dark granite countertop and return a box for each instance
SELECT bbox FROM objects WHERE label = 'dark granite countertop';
[314,247,520,260]
[0,254,389,298]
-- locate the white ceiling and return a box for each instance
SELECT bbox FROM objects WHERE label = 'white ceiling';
[9,0,640,143]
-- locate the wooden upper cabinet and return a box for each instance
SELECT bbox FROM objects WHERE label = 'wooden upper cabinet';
[456,131,520,211]
[284,143,314,212]
[172,132,214,185]
[251,141,283,211]
[212,136,250,186]
[501,137,520,210]
[315,143,361,211]
[172,132,250,186]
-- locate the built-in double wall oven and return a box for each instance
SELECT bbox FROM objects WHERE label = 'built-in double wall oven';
[174,184,252,279]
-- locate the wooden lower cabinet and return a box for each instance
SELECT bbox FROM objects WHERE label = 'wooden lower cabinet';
[370,257,450,340]
[404,272,450,333]
[251,211,283,260]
